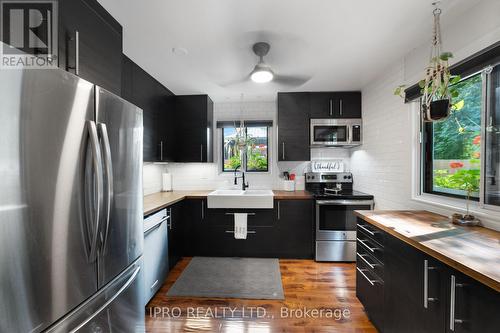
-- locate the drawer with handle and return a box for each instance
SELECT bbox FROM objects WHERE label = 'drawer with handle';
[356,218,384,246]
[356,235,384,264]
[356,255,385,331]
[357,241,384,279]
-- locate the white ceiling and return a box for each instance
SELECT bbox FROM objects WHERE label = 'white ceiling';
[98,0,476,102]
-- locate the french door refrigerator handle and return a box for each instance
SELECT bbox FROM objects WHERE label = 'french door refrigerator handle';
[85,121,104,262]
[97,123,113,253]
[68,265,141,333]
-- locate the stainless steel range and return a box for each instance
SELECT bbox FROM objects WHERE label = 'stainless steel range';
[305,171,374,262]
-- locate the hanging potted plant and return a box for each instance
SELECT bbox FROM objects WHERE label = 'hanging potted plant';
[395,4,461,122]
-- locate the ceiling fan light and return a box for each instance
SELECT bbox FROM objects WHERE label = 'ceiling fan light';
[251,69,273,83]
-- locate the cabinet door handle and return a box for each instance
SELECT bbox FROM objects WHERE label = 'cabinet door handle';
[450,275,465,331]
[423,259,438,309]
[282,142,285,160]
[356,253,378,269]
[356,238,379,253]
[339,99,343,116]
[277,201,281,220]
[160,141,163,161]
[329,99,333,116]
[68,30,80,75]
[225,212,256,216]
[201,200,204,220]
[200,144,203,162]
[75,30,80,75]
[356,223,378,236]
[225,230,256,234]
[356,267,380,286]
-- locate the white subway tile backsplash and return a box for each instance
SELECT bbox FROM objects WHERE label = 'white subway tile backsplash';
[143,163,165,195]
[142,101,351,193]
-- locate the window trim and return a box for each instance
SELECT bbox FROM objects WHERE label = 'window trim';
[421,72,483,201]
[411,64,500,222]
[221,125,270,173]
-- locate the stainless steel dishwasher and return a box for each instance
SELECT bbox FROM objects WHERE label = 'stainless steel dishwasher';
[143,208,170,304]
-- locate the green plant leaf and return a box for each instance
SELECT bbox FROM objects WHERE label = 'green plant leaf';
[450,75,461,85]
[418,80,426,88]
[440,52,454,61]
[452,100,465,111]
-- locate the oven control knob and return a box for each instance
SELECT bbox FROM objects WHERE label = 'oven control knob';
[348,175,352,179]
[343,176,347,179]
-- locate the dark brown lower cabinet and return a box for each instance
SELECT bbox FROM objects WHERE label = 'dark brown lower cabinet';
[356,217,500,333]
[445,269,500,333]
[274,200,314,259]
[384,235,426,333]
[167,201,184,270]
[356,222,385,332]
[180,199,314,259]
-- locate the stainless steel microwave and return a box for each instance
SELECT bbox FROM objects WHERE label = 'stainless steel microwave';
[310,118,362,147]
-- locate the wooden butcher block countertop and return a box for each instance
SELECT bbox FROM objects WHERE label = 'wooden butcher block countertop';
[143,191,210,216]
[144,190,313,216]
[354,210,500,292]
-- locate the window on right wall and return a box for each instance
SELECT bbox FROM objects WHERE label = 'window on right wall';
[421,63,500,208]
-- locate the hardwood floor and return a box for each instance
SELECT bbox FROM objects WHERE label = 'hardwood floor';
[146,258,377,333]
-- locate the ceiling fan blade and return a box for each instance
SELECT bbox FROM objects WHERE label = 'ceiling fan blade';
[218,74,252,87]
[273,74,311,87]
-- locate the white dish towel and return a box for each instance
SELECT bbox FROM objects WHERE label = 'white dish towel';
[234,213,248,239]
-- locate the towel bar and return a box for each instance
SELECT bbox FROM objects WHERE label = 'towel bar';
[225,212,256,216]
[225,230,256,234]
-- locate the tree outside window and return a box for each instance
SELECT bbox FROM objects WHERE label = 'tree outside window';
[425,74,482,199]
[223,126,269,172]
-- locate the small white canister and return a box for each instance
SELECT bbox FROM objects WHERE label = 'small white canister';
[162,173,172,192]
[283,180,295,192]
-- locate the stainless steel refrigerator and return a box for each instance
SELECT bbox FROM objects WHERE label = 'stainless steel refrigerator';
[0,68,145,332]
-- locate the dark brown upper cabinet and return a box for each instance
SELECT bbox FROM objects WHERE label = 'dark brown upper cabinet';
[277,92,311,161]
[59,0,123,96]
[173,95,214,163]
[121,55,175,162]
[310,91,361,118]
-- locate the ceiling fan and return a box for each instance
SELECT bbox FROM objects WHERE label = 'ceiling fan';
[222,42,310,86]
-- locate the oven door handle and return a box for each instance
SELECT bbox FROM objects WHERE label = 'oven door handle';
[316,200,374,206]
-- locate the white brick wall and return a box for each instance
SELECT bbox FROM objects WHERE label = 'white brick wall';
[351,64,415,210]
